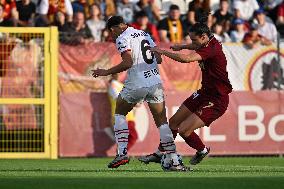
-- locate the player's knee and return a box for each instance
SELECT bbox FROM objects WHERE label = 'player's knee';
[178,128,191,138]
[178,122,192,138]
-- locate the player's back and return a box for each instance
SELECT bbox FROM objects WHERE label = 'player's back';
[116,27,161,89]
[196,36,232,96]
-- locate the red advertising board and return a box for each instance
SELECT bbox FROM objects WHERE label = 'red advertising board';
[59,91,284,156]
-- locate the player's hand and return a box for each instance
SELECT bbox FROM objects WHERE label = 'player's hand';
[170,45,182,51]
[91,69,109,78]
[150,47,163,54]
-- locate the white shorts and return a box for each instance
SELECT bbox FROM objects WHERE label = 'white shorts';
[120,83,164,104]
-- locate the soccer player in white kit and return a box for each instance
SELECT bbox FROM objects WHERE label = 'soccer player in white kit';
[92,16,186,171]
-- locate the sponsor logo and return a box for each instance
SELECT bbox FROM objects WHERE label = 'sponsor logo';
[192,91,199,99]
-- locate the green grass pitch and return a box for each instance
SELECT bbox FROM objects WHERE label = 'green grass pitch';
[0,157,284,189]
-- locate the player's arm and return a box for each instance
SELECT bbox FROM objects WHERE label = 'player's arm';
[151,47,202,63]
[106,51,133,74]
[92,51,133,77]
[170,43,200,51]
[154,51,162,64]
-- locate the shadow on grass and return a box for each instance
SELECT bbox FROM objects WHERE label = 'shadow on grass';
[1,177,284,189]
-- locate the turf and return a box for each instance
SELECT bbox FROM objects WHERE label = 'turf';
[0,157,283,189]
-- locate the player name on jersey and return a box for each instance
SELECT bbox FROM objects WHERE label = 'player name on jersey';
[115,27,162,89]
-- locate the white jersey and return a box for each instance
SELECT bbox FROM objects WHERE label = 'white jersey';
[116,27,162,89]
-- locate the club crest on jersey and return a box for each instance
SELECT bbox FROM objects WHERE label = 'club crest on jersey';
[192,91,199,99]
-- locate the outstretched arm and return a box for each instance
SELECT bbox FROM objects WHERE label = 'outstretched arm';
[151,47,202,63]
[170,43,200,51]
[92,51,133,77]
[154,51,162,64]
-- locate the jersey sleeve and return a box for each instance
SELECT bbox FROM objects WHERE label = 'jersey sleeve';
[116,36,131,54]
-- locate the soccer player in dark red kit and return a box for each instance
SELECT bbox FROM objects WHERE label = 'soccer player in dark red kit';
[139,22,232,166]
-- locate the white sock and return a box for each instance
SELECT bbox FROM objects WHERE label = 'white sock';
[159,124,181,165]
[200,147,208,154]
[114,114,129,156]
[159,124,176,154]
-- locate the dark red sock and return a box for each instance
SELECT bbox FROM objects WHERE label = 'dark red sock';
[182,132,205,152]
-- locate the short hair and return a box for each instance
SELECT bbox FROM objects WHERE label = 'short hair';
[169,4,180,11]
[189,23,212,37]
[106,16,125,30]
[135,10,148,19]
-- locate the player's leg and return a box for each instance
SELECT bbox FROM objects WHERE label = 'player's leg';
[182,94,229,165]
[147,101,186,171]
[143,84,186,171]
[168,104,193,139]
[139,104,192,162]
[108,95,136,168]
[137,84,169,164]
[138,95,195,164]
[178,113,210,165]
[169,105,208,157]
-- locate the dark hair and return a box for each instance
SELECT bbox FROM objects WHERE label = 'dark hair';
[106,16,125,30]
[169,4,180,11]
[135,10,148,19]
[189,23,212,36]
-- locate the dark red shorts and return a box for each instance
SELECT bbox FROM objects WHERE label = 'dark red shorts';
[183,90,229,126]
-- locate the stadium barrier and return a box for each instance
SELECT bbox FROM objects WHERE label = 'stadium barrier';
[0,27,58,159]
[59,42,284,157]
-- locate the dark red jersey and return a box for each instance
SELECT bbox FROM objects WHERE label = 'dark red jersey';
[195,36,232,96]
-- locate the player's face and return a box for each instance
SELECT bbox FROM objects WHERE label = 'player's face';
[109,26,121,40]
[189,32,208,48]
[109,24,127,41]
